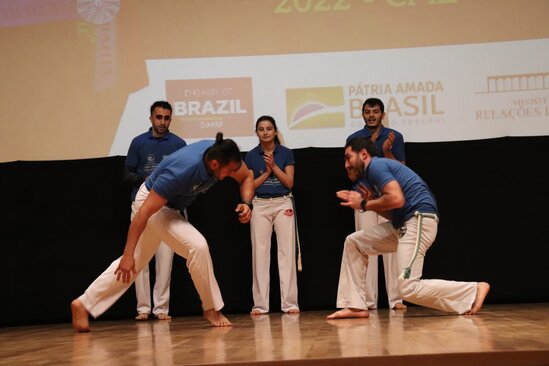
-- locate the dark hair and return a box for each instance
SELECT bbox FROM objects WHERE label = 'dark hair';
[362,98,384,114]
[150,101,173,115]
[255,115,281,145]
[345,137,378,157]
[205,132,242,165]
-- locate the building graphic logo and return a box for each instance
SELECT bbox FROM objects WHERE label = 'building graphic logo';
[286,87,345,129]
[478,72,549,94]
[475,71,549,121]
[166,77,255,139]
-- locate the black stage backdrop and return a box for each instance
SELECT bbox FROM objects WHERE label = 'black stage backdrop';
[1,136,549,327]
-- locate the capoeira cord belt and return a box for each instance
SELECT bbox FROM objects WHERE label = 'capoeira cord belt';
[289,194,303,272]
[398,211,438,280]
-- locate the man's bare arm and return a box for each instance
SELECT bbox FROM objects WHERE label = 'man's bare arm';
[115,189,167,282]
[337,180,404,213]
[231,161,255,223]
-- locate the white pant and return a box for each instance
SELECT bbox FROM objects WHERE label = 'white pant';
[336,215,478,314]
[132,198,175,316]
[134,242,174,316]
[250,196,299,313]
[355,210,402,309]
[78,184,224,318]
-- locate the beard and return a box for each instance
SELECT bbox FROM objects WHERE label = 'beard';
[346,158,365,182]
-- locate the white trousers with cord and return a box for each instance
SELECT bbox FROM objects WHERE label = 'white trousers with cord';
[336,215,478,314]
[354,210,403,309]
[250,195,299,314]
[78,184,224,318]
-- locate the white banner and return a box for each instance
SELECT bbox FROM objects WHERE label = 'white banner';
[110,38,549,155]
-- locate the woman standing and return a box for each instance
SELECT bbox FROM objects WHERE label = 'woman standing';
[245,115,300,315]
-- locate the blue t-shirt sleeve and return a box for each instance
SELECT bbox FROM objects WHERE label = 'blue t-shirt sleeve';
[391,131,406,162]
[125,139,141,168]
[176,137,187,150]
[244,151,253,170]
[369,160,396,193]
[285,148,295,167]
[149,165,192,201]
[346,130,362,144]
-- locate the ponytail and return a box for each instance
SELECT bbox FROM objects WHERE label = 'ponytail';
[205,132,242,165]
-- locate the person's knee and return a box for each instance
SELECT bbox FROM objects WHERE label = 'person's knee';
[188,237,210,258]
[398,279,418,301]
[344,234,359,251]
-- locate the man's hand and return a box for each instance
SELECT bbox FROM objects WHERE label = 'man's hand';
[336,189,363,210]
[370,129,380,143]
[382,131,395,154]
[356,183,374,200]
[115,254,136,283]
[235,203,252,223]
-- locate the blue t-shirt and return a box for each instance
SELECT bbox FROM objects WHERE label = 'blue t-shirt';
[244,144,294,198]
[125,128,186,200]
[360,157,438,228]
[346,125,405,162]
[144,140,217,210]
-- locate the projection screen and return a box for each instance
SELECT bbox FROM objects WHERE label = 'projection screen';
[1,0,548,162]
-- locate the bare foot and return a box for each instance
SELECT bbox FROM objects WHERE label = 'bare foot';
[327,317,370,327]
[250,309,267,316]
[155,313,171,321]
[326,308,369,319]
[203,309,233,327]
[392,303,407,310]
[71,299,90,332]
[466,282,490,315]
[286,309,300,314]
[135,313,149,321]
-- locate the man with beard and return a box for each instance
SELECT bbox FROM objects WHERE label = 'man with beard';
[72,132,254,331]
[123,101,186,321]
[327,137,490,319]
[346,98,406,311]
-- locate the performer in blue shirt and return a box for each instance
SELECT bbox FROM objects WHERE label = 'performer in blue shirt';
[346,98,406,311]
[346,98,405,163]
[72,133,254,331]
[245,115,299,315]
[124,100,186,321]
[328,137,490,319]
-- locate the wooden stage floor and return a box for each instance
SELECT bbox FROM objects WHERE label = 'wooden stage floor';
[1,303,548,366]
